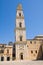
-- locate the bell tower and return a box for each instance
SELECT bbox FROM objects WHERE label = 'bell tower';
[15,4,27,60]
[15,4,26,42]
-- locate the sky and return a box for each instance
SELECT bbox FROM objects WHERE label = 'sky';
[0,0,43,44]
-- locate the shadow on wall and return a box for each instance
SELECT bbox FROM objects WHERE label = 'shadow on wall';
[36,44,43,60]
[12,44,16,60]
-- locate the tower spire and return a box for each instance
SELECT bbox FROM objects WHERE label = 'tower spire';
[17,4,22,10]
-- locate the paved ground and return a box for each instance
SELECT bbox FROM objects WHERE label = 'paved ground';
[0,60,43,65]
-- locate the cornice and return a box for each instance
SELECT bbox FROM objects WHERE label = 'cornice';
[15,41,27,44]
[16,16,24,19]
[15,27,26,30]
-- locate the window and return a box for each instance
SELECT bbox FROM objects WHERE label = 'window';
[27,45,29,47]
[7,57,10,61]
[35,50,37,53]
[0,50,4,53]
[1,50,4,53]
[1,57,4,61]
[31,50,33,54]
[19,22,22,27]
[7,49,9,54]
[20,36,22,41]
[30,41,32,44]
[2,45,4,48]
[19,13,21,16]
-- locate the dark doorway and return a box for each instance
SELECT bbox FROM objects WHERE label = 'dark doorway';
[7,57,10,61]
[1,57,4,61]
[20,53,23,60]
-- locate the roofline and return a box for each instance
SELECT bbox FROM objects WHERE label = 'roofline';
[0,43,6,45]
[27,39,43,41]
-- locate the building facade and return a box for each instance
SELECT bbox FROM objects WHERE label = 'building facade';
[0,44,13,61]
[14,4,43,60]
[0,4,43,61]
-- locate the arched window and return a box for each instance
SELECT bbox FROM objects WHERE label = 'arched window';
[20,36,22,41]
[20,53,23,60]
[19,13,21,16]
[19,22,22,27]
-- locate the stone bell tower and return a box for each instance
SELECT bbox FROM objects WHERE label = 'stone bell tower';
[15,4,26,42]
[15,4,27,60]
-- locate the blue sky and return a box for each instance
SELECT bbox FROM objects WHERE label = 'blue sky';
[0,0,43,43]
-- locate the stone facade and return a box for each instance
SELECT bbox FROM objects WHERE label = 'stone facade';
[0,44,13,61]
[14,4,43,60]
[26,39,42,60]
